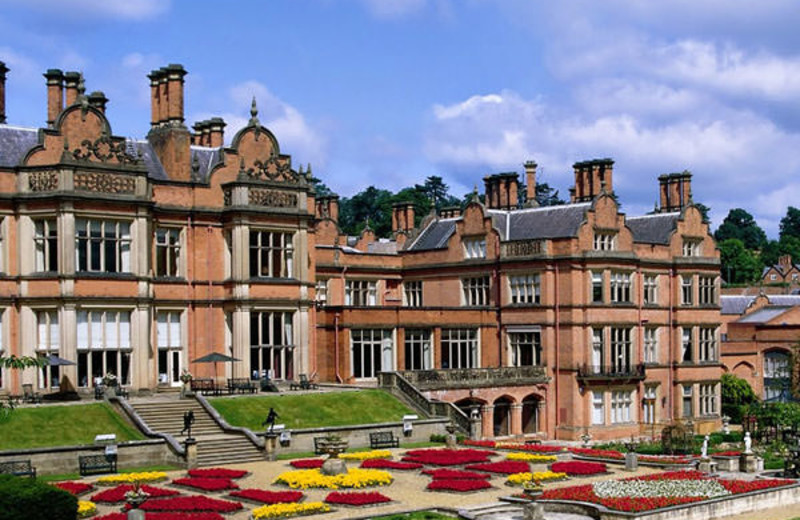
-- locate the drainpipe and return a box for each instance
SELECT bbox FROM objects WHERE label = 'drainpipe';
[495,235,502,367]
[334,313,343,383]
[554,263,560,432]
[638,266,644,404]
[668,266,675,422]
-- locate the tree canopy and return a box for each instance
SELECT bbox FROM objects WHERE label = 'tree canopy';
[780,206,800,241]
[718,238,762,284]
[715,208,767,250]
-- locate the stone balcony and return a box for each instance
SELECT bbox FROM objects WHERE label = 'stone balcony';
[576,363,646,383]
[396,365,549,391]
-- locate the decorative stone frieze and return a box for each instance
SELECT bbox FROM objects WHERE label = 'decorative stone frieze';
[74,171,136,194]
[28,171,59,192]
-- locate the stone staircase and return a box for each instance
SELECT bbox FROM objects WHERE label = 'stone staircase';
[129,398,264,466]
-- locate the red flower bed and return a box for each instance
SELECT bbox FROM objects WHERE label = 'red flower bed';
[540,483,703,512]
[568,447,624,460]
[465,460,530,475]
[638,455,694,464]
[550,461,607,475]
[719,478,795,494]
[53,481,93,495]
[325,491,391,506]
[427,479,492,492]
[711,451,742,457]
[171,477,238,492]
[507,444,564,453]
[187,468,248,479]
[289,458,325,469]
[229,489,303,504]
[402,448,495,466]
[360,459,423,470]
[92,485,181,503]
[96,514,225,520]
[632,470,706,481]
[422,468,491,480]
[462,440,496,448]
[130,496,243,513]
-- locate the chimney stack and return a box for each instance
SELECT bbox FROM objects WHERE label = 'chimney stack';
[658,171,692,212]
[315,195,340,222]
[439,206,462,219]
[483,173,519,210]
[524,160,537,207]
[43,69,64,126]
[0,61,8,124]
[208,117,226,147]
[192,120,207,146]
[571,158,614,203]
[392,202,415,234]
[147,64,191,181]
[63,71,81,106]
[87,91,108,113]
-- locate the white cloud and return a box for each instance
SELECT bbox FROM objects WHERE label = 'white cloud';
[4,0,169,20]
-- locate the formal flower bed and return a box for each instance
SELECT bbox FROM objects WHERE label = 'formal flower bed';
[426,479,493,492]
[538,470,796,513]
[53,481,94,495]
[638,455,694,465]
[229,489,304,505]
[462,440,564,453]
[251,502,330,519]
[569,448,693,465]
[422,468,490,480]
[465,460,530,475]
[506,471,568,486]
[402,448,495,466]
[78,500,97,518]
[324,491,391,506]
[290,459,325,469]
[171,477,239,492]
[360,459,423,470]
[129,496,243,513]
[187,468,248,479]
[91,484,180,503]
[96,513,226,520]
[568,448,624,460]
[339,450,392,461]
[506,452,558,463]
[711,451,742,457]
[273,468,393,489]
[551,461,608,476]
[96,471,169,485]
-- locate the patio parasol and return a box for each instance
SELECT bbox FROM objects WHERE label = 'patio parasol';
[191,352,241,381]
[43,354,76,366]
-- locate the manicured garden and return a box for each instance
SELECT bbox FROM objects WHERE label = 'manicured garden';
[208,390,413,430]
[0,403,143,450]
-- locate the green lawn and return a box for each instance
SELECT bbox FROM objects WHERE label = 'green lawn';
[0,403,144,450]
[209,389,414,430]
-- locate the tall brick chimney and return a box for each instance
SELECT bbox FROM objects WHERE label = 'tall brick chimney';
[63,71,81,106]
[392,202,415,234]
[147,64,191,181]
[88,91,108,113]
[571,158,614,203]
[208,117,226,147]
[192,120,208,146]
[0,61,8,124]
[658,171,692,212]
[44,69,64,126]
[316,195,340,222]
[524,160,537,207]
[484,173,519,210]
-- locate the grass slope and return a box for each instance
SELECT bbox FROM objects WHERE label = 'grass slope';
[209,389,413,430]
[0,403,143,450]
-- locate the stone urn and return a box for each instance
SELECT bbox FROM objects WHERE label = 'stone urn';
[319,435,349,475]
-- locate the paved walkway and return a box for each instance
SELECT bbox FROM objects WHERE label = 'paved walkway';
[80,451,800,520]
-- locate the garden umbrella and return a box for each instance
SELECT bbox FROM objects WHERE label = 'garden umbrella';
[43,354,76,366]
[191,352,240,381]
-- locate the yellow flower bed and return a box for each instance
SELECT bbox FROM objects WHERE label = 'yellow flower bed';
[339,450,392,461]
[507,471,567,486]
[274,468,393,489]
[77,500,97,518]
[96,471,168,485]
[506,452,558,463]
[252,501,331,519]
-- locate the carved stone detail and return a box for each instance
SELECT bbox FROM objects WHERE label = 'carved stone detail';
[240,152,299,184]
[29,171,59,192]
[223,188,232,207]
[504,240,545,257]
[397,366,549,391]
[74,172,136,194]
[248,188,298,208]
[72,136,138,165]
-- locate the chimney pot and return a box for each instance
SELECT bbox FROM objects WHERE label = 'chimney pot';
[0,61,9,124]
[63,71,81,106]
[87,90,108,113]
[208,117,226,148]
[524,160,537,207]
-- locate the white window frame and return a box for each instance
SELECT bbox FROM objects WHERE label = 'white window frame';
[592,390,605,425]
[315,279,328,304]
[698,275,716,305]
[76,309,132,387]
[250,311,295,380]
[699,383,718,416]
[404,280,423,307]
[441,328,478,369]
[611,389,633,424]
[508,330,542,366]
[610,327,633,372]
[681,275,693,305]
[36,310,60,390]
[682,239,701,257]
[249,230,294,278]
[643,327,658,364]
[463,237,487,259]
[593,231,617,251]
[462,276,490,306]
[643,385,657,424]
[591,271,603,303]
[404,329,432,370]
[643,274,658,305]
[345,280,377,306]
[155,227,182,277]
[34,218,58,272]
[682,384,693,418]
[509,274,540,304]
[75,218,132,273]
[351,328,392,379]
[682,327,693,362]
[610,271,632,303]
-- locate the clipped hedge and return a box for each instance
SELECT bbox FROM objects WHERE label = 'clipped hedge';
[0,475,77,520]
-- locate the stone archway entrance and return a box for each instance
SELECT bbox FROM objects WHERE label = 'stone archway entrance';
[493,396,513,437]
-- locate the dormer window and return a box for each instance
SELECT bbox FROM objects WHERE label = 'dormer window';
[593,231,616,251]
[682,239,702,257]
[464,237,487,259]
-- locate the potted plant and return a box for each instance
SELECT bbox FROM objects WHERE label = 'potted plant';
[318,434,349,458]
[522,478,543,498]
[125,481,150,509]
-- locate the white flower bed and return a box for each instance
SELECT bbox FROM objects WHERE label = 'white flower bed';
[593,479,732,499]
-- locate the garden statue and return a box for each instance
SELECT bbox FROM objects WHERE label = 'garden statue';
[744,431,753,454]
[701,434,709,459]
[722,415,731,435]
[181,410,195,440]
[262,407,279,434]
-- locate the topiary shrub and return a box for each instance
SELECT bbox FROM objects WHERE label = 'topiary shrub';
[0,474,77,520]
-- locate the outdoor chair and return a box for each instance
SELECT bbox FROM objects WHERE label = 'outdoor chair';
[21,384,42,404]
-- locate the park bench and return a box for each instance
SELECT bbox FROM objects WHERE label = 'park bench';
[191,378,221,396]
[227,378,258,394]
[0,459,36,478]
[79,454,117,476]
[21,384,42,404]
[289,374,318,391]
[369,431,400,449]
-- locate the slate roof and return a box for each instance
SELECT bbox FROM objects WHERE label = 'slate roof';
[126,140,167,180]
[720,295,755,315]
[625,213,680,245]
[406,219,458,251]
[0,125,39,167]
[766,295,800,306]
[190,146,223,182]
[487,203,592,241]
[737,306,793,324]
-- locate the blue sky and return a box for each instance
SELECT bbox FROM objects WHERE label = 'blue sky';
[2,1,800,236]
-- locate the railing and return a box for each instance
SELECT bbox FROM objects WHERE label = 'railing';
[576,363,646,381]
[378,372,471,434]
[397,365,549,391]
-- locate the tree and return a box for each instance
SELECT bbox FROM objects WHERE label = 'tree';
[760,235,800,269]
[415,176,453,210]
[338,186,394,237]
[780,206,800,240]
[718,238,762,284]
[0,355,47,420]
[535,182,566,207]
[715,209,767,250]
[721,373,758,424]
[693,203,711,223]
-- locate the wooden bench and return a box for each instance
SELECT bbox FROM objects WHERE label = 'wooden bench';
[369,431,400,449]
[0,459,36,478]
[79,454,117,476]
[191,378,221,396]
[289,374,319,391]
[227,378,258,394]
